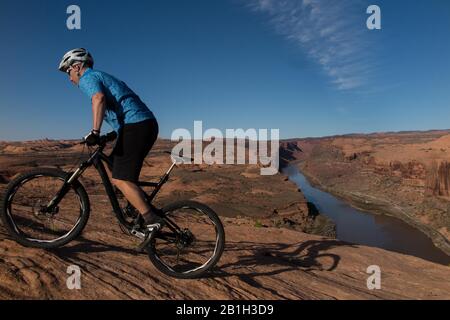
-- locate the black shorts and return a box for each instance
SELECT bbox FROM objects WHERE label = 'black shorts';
[108,118,159,183]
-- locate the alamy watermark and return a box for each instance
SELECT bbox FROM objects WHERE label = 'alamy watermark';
[366,265,381,290]
[66,265,81,290]
[67,4,381,31]
[367,5,381,30]
[66,5,81,30]
[171,121,279,176]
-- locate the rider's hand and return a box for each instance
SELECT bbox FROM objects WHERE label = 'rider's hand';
[84,130,100,146]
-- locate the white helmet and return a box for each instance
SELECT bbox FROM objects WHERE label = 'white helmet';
[58,48,94,72]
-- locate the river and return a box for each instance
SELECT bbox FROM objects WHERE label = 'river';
[283,164,450,265]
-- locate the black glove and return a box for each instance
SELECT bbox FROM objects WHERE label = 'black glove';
[84,130,100,146]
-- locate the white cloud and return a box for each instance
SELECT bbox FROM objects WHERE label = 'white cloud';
[247,0,373,90]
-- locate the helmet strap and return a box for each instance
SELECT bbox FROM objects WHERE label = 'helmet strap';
[76,62,85,77]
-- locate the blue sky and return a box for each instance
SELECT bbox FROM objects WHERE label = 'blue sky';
[0,0,449,141]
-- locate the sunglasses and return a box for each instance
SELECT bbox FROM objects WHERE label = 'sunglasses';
[66,64,80,75]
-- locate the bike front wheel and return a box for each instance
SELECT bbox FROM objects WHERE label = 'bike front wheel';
[147,200,225,279]
[0,168,90,249]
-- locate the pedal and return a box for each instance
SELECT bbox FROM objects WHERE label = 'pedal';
[130,229,146,240]
[136,228,159,252]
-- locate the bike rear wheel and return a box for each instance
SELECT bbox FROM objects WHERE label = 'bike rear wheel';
[0,168,90,249]
[147,200,225,279]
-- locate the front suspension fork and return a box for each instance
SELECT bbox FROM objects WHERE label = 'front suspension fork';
[46,161,90,212]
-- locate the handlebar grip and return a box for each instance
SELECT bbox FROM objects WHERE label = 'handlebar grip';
[80,131,117,145]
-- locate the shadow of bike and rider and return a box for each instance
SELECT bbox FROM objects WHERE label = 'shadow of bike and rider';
[202,239,355,296]
[212,239,354,276]
[49,232,356,281]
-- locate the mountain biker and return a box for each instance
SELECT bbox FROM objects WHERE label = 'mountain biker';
[58,48,163,236]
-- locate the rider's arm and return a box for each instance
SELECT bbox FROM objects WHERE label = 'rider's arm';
[92,92,106,132]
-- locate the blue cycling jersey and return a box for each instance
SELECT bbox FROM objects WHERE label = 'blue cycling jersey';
[78,68,155,132]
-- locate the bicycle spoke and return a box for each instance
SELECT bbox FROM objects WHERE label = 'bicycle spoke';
[6,174,84,242]
[150,205,222,275]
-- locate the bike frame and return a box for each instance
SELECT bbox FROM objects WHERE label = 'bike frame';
[46,143,177,227]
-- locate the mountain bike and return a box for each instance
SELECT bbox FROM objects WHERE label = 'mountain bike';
[0,132,225,279]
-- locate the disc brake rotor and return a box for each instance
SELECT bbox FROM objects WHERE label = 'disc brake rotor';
[32,201,58,220]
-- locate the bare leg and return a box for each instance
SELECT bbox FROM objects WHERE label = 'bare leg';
[104,166,153,219]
